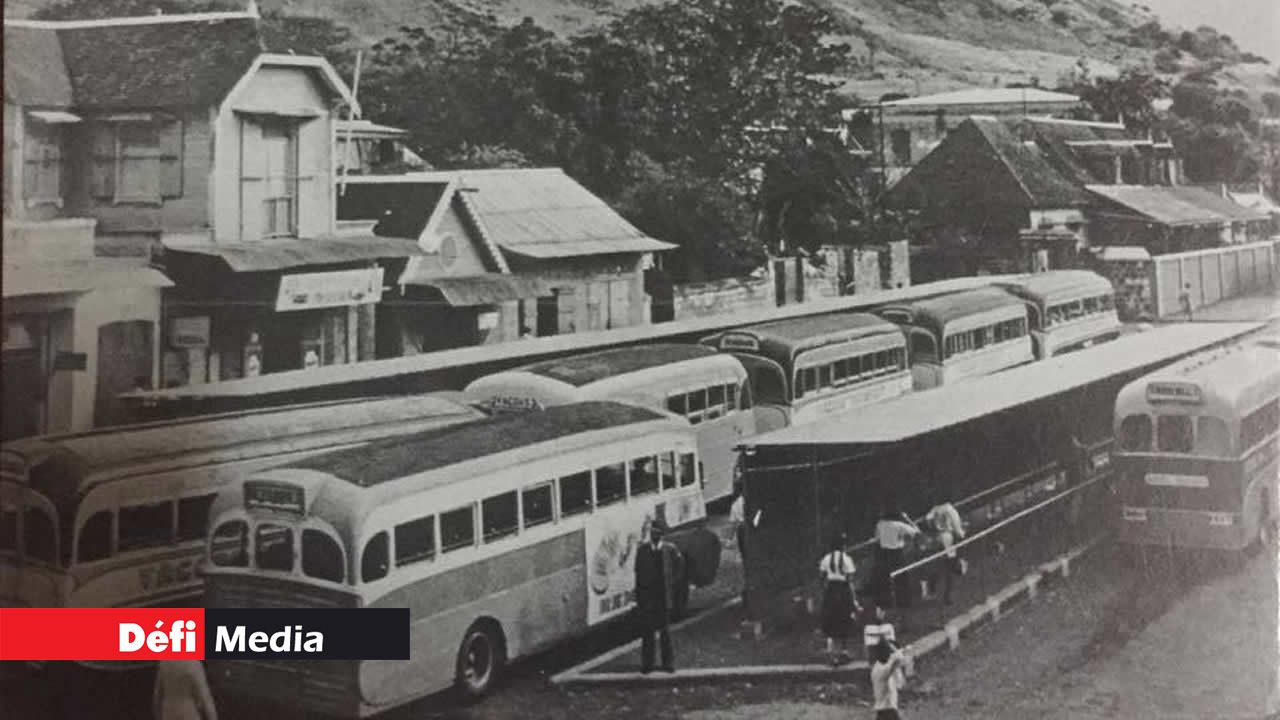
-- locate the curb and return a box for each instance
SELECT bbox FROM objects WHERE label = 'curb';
[553,537,1101,689]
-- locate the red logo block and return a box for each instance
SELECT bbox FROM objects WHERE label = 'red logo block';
[0,608,205,661]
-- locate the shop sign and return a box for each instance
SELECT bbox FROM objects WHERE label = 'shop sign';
[276,268,384,312]
[169,316,211,348]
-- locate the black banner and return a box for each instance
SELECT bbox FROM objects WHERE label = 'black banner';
[204,608,409,660]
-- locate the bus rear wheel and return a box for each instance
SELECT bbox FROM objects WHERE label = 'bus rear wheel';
[455,621,505,702]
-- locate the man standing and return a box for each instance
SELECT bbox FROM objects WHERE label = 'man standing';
[875,507,921,609]
[634,518,682,673]
[870,640,909,719]
[925,501,965,604]
[729,487,748,607]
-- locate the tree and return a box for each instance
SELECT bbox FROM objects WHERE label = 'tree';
[1069,68,1168,133]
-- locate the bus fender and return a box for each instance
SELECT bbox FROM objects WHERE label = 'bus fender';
[669,526,721,588]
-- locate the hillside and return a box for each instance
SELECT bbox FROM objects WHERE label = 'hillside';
[9,0,1276,102]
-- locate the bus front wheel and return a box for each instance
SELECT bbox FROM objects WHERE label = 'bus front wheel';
[455,621,505,701]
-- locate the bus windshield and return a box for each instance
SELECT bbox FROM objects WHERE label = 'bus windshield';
[211,516,346,584]
[1118,412,1232,458]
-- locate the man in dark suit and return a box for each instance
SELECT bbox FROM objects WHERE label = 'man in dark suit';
[634,518,683,673]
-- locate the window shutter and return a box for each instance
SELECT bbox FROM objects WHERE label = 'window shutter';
[159,120,184,198]
[90,123,115,199]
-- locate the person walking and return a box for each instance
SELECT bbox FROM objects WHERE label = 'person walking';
[875,506,921,609]
[634,518,682,673]
[862,604,896,662]
[1180,283,1194,321]
[729,487,748,608]
[152,660,218,720]
[817,534,856,666]
[925,501,966,604]
[870,640,909,720]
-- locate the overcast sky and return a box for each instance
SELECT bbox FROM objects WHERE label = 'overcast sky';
[1138,0,1278,62]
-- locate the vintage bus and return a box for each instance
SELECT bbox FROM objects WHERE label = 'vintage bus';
[875,287,1035,390]
[462,345,754,504]
[995,270,1121,360]
[1113,342,1280,551]
[203,401,719,712]
[0,394,484,616]
[699,314,911,430]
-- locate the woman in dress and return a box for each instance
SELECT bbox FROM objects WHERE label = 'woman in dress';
[817,533,857,666]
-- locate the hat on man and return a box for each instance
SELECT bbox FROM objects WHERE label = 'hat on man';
[649,518,669,536]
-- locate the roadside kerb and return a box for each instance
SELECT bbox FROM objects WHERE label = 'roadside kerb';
[551,538,1101,689]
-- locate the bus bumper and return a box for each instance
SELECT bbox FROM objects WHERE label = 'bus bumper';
[1119,508,1247,550]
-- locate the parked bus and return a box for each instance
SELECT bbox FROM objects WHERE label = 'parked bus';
[995,270,1121,360]
[203,401,720,711]
[1113,342,1280,551]
[0,394,484,617]
[875,287,1034,390]
[699,314,911,430]
[462,345,753,504]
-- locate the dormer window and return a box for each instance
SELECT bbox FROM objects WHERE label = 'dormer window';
[260,119,299,238]
[89,114,184,205]
[23,115,68,207]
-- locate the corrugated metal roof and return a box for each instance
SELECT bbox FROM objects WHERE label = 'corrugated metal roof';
[400,273,551,306]
[743,322,1261,447]
[162,236,424,272]
[520,345,717,387]
[2,260,172,298]
[995,270,1114,303]
[3,25,73,107]
[455,168,677,258]
[1087,185,1270,226]
[970,118,1088,207]
[881,87,1080,109]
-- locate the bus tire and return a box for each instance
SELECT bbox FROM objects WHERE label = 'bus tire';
[455,620,505,702]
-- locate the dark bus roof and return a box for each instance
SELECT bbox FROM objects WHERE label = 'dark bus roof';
[877,287,1026,333]
[703,313,902,363]
[517,344,718,387]
[292,401,668,488]
[995,271,1114,306]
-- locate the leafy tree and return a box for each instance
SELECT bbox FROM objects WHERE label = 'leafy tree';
[1068,68,1168,133]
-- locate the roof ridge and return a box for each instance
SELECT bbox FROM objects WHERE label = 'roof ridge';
[7,11,257,30]
[968,118,1037,205]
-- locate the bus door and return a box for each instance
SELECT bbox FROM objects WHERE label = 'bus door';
[0,479,63,607]
[730,355,789,433]
[906,328,943,390]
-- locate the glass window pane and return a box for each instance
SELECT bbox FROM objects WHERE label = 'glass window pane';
[688,389,707,413]
[725,383,738,411]
[666,393,687,416]
[395,516,435,566]
[522,484,554,529]
[803,368,817,392]
[595,464,626,507]
[560,471,593,516]
[833,359,848,383]
[361,532,389,582]
[483,491,519,542]
[176,494,216,542]
[679,453,698,487]
[302,529,345,583]
[818,365,832,388]
[708,384,725,408]
[1196,416,1231,458]
[255,524,293,572]
[440,506,476,552]
[23,508,56,564]
[118,501,173,552]
[1119,414,1152,452]
[659,453,677,491]
[210,520,248,567]
[630,457,659,497]
[1156,415,1194,453]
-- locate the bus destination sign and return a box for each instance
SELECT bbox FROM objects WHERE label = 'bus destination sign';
[718,334,759,352]
[1145,382,1202,404]
[244,481,306,515]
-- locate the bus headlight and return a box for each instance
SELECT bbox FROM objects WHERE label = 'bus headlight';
[1122,506,1147,522]
[1208,512,1235,526]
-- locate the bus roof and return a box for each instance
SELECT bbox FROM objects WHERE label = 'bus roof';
[995,270,1114,305]
[704,313,901,359]
[743,322,1261,447]
[517,344,717,387]
[290,401,669,488]
[878,287,1026,330]
[3,394,482,496]
[1117,343,1280,414]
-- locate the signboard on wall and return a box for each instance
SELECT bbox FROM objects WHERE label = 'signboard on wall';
[169,316,211,348]
[276,268,384,312]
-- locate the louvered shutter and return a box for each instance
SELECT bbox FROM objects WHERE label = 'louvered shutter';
[159,120,184,198]
[89,123,115,199]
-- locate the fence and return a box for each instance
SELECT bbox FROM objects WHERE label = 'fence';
[1151,239,1279,318]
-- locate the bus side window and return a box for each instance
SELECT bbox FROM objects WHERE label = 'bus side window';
[630,457,659,497]
[1119,414,1152,452]
[707,384,725,420]
[1242,399,1280,449]
[361,532,389,582]
[176,494,217,542]
[302,529,345,583]
[833,359,848,386]
[521,484,555,529]
[666,393,687,417]
[595,464,627,507]
[440,505,477,553]
[119,501,173,552]
[209,520,247,567]
[659,453,677,491]
[687,388,707,424]
[725,383,738,411]
[395,516,436,566]
[23,507,56,565]
[678,453,697,488]
[560,471,594,516]
[1196,416,1231,457]
[0,504,16,552]
[482,491,519,542]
